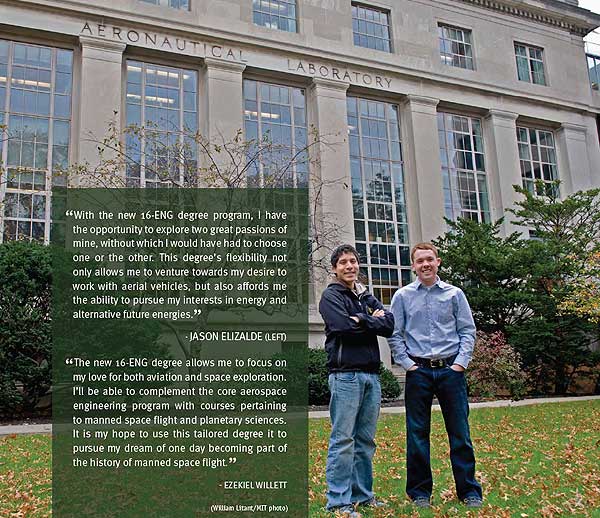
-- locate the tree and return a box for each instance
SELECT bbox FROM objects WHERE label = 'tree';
[557,251,600,324]
[435,182,600,395]
[508,183,600,394]
[0,240,51,415]
[433,217,534,332]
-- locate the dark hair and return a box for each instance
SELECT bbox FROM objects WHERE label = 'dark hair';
[330,244,360,267]
[410,242,439,262]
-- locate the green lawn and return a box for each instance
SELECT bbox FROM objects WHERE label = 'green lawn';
[310,400,600,518]
[0,434,51,518]
[1,400,599,517]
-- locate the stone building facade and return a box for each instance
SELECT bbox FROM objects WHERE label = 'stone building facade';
[1,0,599,363]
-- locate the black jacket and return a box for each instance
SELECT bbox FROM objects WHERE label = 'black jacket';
[318,281,395,373]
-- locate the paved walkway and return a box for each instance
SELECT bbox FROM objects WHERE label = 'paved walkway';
[1,395,598,435]
[0,422,52,436]
[309,394,600,419]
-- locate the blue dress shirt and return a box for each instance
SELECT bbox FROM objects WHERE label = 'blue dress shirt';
[388,277,476,370]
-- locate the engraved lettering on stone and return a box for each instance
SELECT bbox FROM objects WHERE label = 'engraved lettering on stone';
[287,59,392,88]
[79,22,247,62]
[127,30,140,43]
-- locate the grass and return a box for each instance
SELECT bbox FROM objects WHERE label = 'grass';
[0,434,51,518]
[309,399,600,518]
[0,400,599,517]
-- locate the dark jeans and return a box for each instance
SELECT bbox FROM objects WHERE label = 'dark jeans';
[404,366,482,501]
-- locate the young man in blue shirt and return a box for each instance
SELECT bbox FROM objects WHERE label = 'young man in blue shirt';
[388,242,483,509]
[319,244,395,518]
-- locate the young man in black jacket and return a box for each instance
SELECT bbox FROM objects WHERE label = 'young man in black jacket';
[318,244,395,518]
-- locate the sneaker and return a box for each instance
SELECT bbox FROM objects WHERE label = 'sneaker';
[411,497,431,508]
[463,496,483,508]
[358,497,387,508]
[330,505,362,518]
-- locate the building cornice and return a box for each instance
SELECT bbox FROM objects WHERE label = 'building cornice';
[455,0,600,37]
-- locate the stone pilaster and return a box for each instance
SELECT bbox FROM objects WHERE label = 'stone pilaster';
[484,109,522,235]
[583,116,600,189]
[201,58,246,142]
[556,122,590,194]
[307,78,352,302]
[77,37,126,185]
[199,58,246,186]
[401,95,444,242]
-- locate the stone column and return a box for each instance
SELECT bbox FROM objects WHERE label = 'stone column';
[77,37,126,185]
[484,110,522,235]
[401,95,444,242]
[584,115,600,189]
[201,58,246,143]
[306,78,353,302]
[199,58,246,186]
[556,123,591,194]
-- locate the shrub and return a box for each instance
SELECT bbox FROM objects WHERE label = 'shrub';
[308,348,330,406]
[467,331,528,400]
[379,366,401,400]
[0,241,52,416]
[308,347,402,405]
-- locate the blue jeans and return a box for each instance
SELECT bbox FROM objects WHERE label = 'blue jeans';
[405,366,482,501]
[326,371,381,509]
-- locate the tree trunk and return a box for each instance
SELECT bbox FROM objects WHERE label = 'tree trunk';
[553,361,569,395]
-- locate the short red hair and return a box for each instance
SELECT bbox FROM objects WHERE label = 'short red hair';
[410,242,438,263]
